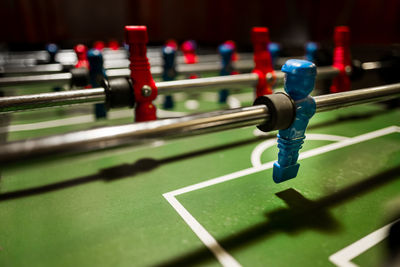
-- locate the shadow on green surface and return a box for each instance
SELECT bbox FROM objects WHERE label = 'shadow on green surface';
[0,135,272,201]
[308,107,391,131]
[0,105,394,201]
[157,165,400,267]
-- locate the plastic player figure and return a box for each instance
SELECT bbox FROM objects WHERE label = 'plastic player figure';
[268,42,281,67]
[330,26,352,93]
[225,40,239,61]
[87,49,107,119]
[273,59,317,183]
[93,41,105,51]
[251,27,275,97]
[162,40,178,109]
[45,43,58,64]
[74,44,89,69]
[305,42,318,63]
[218,42,234,103]
[125,26,158,122]
[181,40,199,79]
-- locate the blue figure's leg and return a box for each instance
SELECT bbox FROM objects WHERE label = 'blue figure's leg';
[273,137,304,183]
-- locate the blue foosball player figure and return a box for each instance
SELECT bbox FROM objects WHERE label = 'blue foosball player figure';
[88,49,107,119]
[268,42,281,67]
[218,42,234,104]
[305,42,318,63]
[162,40,177,109]
[273,59,317,183]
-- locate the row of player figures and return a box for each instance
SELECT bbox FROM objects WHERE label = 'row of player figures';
[0,26,356,119]
[1,25,398,119]
[0,25,400,184]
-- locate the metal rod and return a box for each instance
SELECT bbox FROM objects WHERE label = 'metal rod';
[0,56,339,87]
[0,72,72,87]
[0,88,106,113]
[0,105,269,163]
[0,52,256,75]
[315,83,400,112]
[0,82,399,164]
[0,67,339,113]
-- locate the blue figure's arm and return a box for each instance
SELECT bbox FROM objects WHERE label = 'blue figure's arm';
[272,59,317,183]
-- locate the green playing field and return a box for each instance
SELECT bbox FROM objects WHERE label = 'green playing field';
[0,84,399,266]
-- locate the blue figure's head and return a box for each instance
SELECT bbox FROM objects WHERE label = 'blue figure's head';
[87,49,104,74]
[268,42,281,65]
[218,43,234,67]
[305,42,318,63]
[282,59,316,100]
[162,44,177,81]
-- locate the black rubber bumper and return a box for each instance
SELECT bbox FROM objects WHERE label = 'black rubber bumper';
[253,92,296,132]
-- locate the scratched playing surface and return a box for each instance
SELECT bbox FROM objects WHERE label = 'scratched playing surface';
[0,81,400,266]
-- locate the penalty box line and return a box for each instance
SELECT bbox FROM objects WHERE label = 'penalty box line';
[163,126,400,267]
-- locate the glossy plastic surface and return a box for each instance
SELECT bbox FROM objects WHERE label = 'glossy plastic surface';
[162,40,177,109]
[330,26,352,93]
[181,40,198,64]
[88,49,107,119]
[45,43,58,63]
[251,27,275,97]
[93,41,105,51]
[125,25,157,122]
[74,44,89,69]
[273,59,317,183]
[218,43,235,103]
[305,42,318,63]
[268,42,281,66]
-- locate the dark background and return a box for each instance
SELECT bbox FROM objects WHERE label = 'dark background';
[0,0,399,50]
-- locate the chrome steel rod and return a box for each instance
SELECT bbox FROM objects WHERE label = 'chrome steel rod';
[0,58,340,88]
[0,73,72,87]
[0,82,399,163]
[0,67,340,113]
[0,105,269,163]
[315,83,400,112]
[0,88,106,113]
[157,73,259,94]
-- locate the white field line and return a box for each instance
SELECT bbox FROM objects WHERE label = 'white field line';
[163,126,400,267]
[163,194,241,267]
[329,219,400,267]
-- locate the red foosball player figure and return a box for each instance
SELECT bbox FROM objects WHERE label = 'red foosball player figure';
[93,41,105,51]
[251,27,276,97]
[125,26,158,122]
[74,44,89,69]
[108,40,120,50]
[181,40,199,79]
[330,26,352,93]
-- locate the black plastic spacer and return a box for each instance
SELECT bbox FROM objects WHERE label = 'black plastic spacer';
[70,68,89,87]
[103,77,135,109]
[253,92,296,132]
